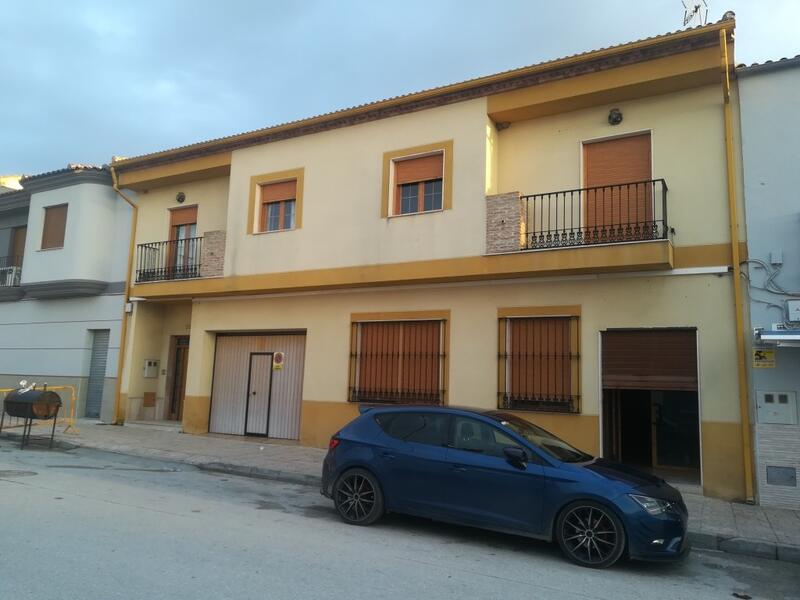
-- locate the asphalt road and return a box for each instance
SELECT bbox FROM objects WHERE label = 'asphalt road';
[0,439,797,600]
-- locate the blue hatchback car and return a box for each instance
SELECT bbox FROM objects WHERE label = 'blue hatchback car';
[321,405,689,568]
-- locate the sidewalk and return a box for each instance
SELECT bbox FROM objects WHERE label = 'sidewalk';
[3,419,799,563]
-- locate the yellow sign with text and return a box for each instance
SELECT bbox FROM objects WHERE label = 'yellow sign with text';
[753,349,775,368]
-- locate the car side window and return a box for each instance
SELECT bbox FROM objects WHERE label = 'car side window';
[375,412,449,447]
[451,416,519,459]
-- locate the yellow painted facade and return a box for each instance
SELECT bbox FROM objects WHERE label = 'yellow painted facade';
[115,20,751,500]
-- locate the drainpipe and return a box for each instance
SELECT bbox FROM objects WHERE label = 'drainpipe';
[719,29,755,502]
[110,165,138,426]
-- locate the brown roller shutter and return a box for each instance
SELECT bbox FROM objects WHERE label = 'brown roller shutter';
[602,329,697,391]
[584,134,652,233]
[394,153,443,184]
[41,204,68,249]
[10,226,26,260]
[353,320,442,404]
[169,205,198,228]
[260,179,297,202]
[509,317,572,402]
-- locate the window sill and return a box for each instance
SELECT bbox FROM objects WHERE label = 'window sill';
[38,246,64,252]
[251,228,298,235]
[387,208,444,219]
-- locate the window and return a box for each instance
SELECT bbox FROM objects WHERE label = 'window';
[393,152,444,215]
[259,179,297,232]
[41,204,68,249]
[451,416,519,459]
[381,141,452,218]
[247,169,304,234]
[375,412,450,447]
[349,320,445,405]
[498,314,580,413]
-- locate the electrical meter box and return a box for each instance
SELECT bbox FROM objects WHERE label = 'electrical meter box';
[787,299,800,323]
[756,391,798,425]
[143,359,159,379]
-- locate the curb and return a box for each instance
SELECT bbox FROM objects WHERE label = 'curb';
[197,462,322,488]
[688,531,800,564]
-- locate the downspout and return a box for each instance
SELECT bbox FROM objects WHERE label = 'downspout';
[719,28,754,502]
[110,165,138,426]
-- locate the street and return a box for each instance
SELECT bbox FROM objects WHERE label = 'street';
[0,442,797,600]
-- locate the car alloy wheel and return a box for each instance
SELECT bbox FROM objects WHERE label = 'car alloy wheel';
[556,501,625,568]
[334,468,384,526]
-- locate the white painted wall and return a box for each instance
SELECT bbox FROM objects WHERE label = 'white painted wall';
[22,182,130,284]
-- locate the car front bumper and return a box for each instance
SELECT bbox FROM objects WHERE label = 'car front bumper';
[626,510,690,561]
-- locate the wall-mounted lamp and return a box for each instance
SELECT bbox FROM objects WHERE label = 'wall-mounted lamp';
[608,108,623,126]
[176,192,186,203]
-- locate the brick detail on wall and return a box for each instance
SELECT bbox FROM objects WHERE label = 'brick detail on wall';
[200,230,226,278]
[486,192,525,254]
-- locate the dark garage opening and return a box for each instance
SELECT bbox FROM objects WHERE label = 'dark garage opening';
[601,329,701,485]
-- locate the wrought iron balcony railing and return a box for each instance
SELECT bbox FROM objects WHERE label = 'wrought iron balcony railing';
[0,255,22,287]
[135,237,203,283]
[522,179,668,250]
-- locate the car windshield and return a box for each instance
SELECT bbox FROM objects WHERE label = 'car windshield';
[489,412,592,463]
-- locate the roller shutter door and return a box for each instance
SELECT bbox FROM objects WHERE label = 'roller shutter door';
[601,329,697,391]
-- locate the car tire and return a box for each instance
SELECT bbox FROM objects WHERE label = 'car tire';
[333,468,384,526]
[555,500,626,569]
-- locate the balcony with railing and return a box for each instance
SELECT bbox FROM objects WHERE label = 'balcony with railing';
[486,179,672,272]
[0,255,22,287]
[134,230,226,284]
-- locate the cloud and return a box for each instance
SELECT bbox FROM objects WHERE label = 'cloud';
[0,0,797,174]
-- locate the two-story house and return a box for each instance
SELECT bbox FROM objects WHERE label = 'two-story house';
[113,16,750,500]
[739,56,800,509]
[0,165,132,421]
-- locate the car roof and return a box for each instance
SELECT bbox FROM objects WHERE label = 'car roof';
[359,404,500,417]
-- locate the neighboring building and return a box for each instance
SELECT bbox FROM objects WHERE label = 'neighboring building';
[0,165,132,421]
[114,17,750,500]
[738,57,800,509]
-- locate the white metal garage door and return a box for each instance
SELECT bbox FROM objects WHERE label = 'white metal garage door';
[209,334,306,439]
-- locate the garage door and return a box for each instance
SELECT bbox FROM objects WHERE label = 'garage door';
[209,334,306,439]
[601,328,697,391]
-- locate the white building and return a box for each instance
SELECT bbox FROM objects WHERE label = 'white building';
[0,165,131,421]
[739,56,800,509]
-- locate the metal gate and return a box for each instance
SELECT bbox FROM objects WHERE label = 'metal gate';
[209,334,306,439]
[85,329,110,418]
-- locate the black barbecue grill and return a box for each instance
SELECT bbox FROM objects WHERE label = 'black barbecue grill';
[0,388,62,448]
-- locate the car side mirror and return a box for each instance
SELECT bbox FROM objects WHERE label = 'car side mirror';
[503,446,527,467]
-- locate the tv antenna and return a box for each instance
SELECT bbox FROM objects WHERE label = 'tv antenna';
[683,0,709,27]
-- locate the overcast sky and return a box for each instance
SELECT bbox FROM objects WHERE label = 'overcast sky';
[2,0,798,175]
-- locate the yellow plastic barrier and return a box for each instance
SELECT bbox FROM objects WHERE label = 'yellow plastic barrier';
[0,385,79,435]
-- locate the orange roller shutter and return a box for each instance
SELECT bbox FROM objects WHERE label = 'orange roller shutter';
[394,153,443,185]
[261,179,297,202]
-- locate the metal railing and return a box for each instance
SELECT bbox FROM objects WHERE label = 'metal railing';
[522,179,668,250]
[0,255,22,287]
[135,237,203,283]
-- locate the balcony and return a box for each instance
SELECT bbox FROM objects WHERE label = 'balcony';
[0,255,22,287]
[486,180,672,274]
[135,231,225,283]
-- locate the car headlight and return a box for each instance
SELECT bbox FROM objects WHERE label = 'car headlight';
[629,494,673,515]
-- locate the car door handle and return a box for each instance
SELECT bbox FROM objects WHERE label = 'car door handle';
[452,465,468,472]
[381,452,396,460]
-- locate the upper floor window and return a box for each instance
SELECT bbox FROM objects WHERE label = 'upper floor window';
[381,140,453,218]
[247,168,304,235]
[393,152,444,215]
[41,204,68,249]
